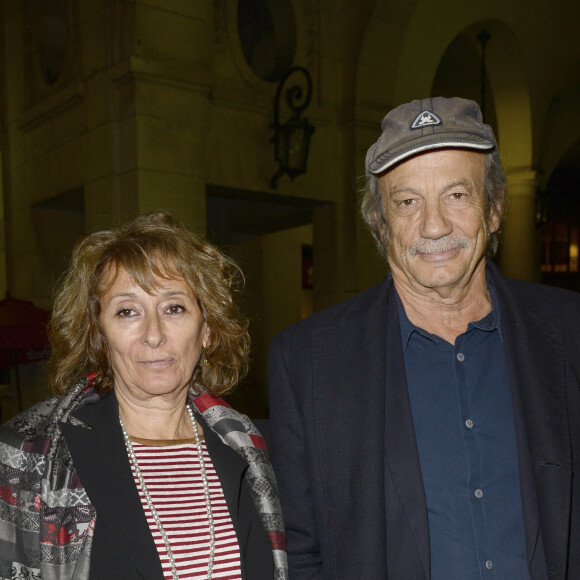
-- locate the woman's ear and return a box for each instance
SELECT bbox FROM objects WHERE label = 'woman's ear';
[202,323,211,349]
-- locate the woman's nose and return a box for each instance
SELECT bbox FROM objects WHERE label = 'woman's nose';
[142,313,166,348]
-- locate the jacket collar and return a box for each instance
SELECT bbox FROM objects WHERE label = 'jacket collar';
[60,391,164,580]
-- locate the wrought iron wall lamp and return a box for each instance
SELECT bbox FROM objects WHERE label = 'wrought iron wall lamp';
[270,66,315,188]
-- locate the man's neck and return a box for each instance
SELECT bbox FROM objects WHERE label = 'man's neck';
[393,267,492,345]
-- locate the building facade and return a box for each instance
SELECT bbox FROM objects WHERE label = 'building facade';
[1,0,579,416]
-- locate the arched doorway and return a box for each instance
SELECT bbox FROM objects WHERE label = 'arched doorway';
[539,142,580,292]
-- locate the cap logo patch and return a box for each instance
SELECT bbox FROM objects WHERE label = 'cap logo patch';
[411,110,442,129]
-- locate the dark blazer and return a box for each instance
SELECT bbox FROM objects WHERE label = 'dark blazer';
[268,261,580,580]
[60,392,273,579]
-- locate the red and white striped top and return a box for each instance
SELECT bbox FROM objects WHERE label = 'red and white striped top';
[128,438,243,579]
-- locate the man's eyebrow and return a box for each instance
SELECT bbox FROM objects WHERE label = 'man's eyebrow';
[441,179,474,192]
[387,179,475,197]
[387,185,419,197]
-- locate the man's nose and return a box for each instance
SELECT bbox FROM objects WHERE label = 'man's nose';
[419,200,452,239]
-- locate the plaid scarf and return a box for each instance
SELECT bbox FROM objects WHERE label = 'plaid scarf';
[0,377,287,579]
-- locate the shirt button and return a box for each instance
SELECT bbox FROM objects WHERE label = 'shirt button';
[485,560,493,570]
[457,353,465,361]
[475,489,483,498]
[465,419,474,429]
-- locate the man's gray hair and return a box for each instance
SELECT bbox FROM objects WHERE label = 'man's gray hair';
[360,149,507,260]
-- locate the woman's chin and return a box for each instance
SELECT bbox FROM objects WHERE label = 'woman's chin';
[115,374,192,400]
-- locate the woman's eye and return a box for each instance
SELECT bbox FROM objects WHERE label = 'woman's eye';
[116,308,135,318]
[167,304,186,315]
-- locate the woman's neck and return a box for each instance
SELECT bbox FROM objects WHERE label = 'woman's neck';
[116,392,195,440]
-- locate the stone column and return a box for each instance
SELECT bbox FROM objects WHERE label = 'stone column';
[500,168,539,282]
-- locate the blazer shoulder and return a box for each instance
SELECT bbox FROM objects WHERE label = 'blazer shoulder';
[488,263,580,348]
[494,270,580,316]
[272,276,392,346]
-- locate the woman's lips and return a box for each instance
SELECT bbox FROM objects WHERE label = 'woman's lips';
[138,358,174,367]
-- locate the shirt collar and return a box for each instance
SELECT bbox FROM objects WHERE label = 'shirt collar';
[394,274,502,352]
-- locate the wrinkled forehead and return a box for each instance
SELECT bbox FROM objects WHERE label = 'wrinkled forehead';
[97,258,188,297]
[378,148,487,196]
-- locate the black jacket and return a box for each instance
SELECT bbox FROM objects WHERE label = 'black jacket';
[61,391,274,579]
[268,261,580,579]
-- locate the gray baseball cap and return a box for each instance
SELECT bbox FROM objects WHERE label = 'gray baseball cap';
[366,97,497,175]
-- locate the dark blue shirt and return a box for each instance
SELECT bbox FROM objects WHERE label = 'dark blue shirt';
[397,287,530,579]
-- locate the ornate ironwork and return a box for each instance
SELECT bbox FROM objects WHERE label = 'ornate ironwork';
[270,66,315,188]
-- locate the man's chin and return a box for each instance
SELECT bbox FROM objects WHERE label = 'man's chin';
[406,264,466,292]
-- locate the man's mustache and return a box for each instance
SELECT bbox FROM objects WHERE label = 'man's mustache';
[408,236,470,256]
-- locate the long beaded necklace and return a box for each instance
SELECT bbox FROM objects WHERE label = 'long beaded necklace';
[119,405,215,580]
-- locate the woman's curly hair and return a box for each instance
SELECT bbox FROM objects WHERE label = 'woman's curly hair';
[47,212,250,397]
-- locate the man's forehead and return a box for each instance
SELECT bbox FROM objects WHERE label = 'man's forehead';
[379,149,486,191]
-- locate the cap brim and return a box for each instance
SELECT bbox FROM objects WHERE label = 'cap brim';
[368,134,495,174]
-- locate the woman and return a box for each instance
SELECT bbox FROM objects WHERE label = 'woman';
[0,212,287,580]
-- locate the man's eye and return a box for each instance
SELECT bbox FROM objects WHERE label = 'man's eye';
[450,192,466,200]
[400,199,415,207]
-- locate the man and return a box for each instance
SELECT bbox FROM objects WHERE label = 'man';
[268,97,580,579]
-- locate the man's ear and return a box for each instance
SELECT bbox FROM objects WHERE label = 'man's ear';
[489,193,504,233]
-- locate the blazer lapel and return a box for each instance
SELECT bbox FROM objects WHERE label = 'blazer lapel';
[383,287,430,577]
[310,281,389,574]
[60,392,163,580]
[310,278,428,576]
[491,264,571,579]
